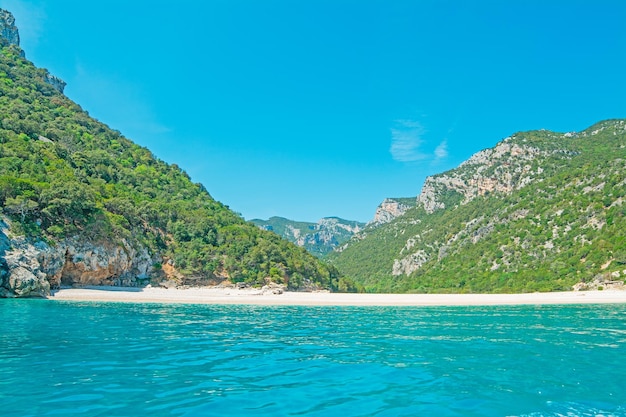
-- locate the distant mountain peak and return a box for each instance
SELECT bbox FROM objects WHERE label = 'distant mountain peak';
[251,216,365,258]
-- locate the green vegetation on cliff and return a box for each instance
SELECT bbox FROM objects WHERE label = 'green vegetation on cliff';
[330,121,626,293]
[0,37,339,290]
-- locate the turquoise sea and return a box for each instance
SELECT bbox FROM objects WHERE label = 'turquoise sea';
[1,300,625,417]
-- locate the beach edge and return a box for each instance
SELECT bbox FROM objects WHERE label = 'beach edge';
[46,286,626,306]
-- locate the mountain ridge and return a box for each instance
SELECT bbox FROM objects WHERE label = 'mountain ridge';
[330,120,626,293]
[251,216,364,258]
[2,8,623,296]
[0,9,340,297]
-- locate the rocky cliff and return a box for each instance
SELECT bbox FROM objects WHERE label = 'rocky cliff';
[1,216,156,297]
[330,120,626,293]
[0,9,19,48]
[0,9,65,93]
[42,71,66,94]
[368,198,416,226]
[369,135,573,227]
[416,136,575,214]
[0,8,339,297]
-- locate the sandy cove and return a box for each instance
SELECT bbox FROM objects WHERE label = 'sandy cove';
[48,286,626,306]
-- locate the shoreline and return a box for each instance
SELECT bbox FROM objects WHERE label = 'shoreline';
[47,286,626,306]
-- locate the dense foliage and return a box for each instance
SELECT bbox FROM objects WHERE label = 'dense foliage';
[0,39,340,290]
[330,121,626,293]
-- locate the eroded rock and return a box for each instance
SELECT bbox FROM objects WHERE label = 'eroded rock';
[1,218,158,297]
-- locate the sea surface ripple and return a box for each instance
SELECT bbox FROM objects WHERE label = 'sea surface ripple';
[1,300,625,416]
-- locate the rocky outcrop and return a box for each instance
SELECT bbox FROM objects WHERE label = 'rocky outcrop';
[287,217,364,256]
[54,240,154,287]
[1,222,49,297]
[0,218,157,297]
[416,138,573,214]
[363,131,582,278]
[392,250,429,276]
[0,9,19,48]
[1,232,51,298]
[311,217,363,246]
[369,198,414,226]
[261,282,286,294]
[43,71,66,94]
[573,273,626,291]
[371,137,568,221]
[0,8,65,93]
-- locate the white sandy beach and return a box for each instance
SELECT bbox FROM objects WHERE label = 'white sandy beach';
[48,286,626,306]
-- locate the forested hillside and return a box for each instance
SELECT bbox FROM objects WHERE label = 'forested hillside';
[330,121,626,293]
[0,30,340,295]
[2,8,623,297]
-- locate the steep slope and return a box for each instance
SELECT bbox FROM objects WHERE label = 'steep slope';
[0,10,339,297]
[367,198,416,227]
[330,121,626,293]
[251,216,364,258]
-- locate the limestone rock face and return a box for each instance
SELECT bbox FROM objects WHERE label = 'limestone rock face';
[53,240,154,287]
[370,140,553,224]
[0,219,157,298]
[369,198,413,226]
[392,250,429,276]
[386,139,568,277]
[0,8,65,93]
[43,71,66,94]
[0,232,52,297]
[0,9,20,47]
[416,139,570,214]
[303,217,363,248]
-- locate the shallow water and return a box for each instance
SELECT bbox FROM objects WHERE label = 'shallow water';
[1,300,625,416]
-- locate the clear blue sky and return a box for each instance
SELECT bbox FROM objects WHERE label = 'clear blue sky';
[2,0,625,222]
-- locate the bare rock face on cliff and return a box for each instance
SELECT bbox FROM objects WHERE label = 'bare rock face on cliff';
[0,8,65,93]
[0,7,339,297]
[368,198,416,226]
[0,218,157,297]
[331,120,626,293]
[416,137,574,214]
[367,132,576,228]
[0,9,20,48]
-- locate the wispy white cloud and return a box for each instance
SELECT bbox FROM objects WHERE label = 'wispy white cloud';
[434,140,448,160]
[390,119,451,163]
[389,119,428,162]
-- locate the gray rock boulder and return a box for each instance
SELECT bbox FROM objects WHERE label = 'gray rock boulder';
[0,229,51,297]
[0,217,159,298]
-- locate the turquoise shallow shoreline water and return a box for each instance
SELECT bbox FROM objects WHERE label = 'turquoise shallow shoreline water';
[1,300,625,417]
